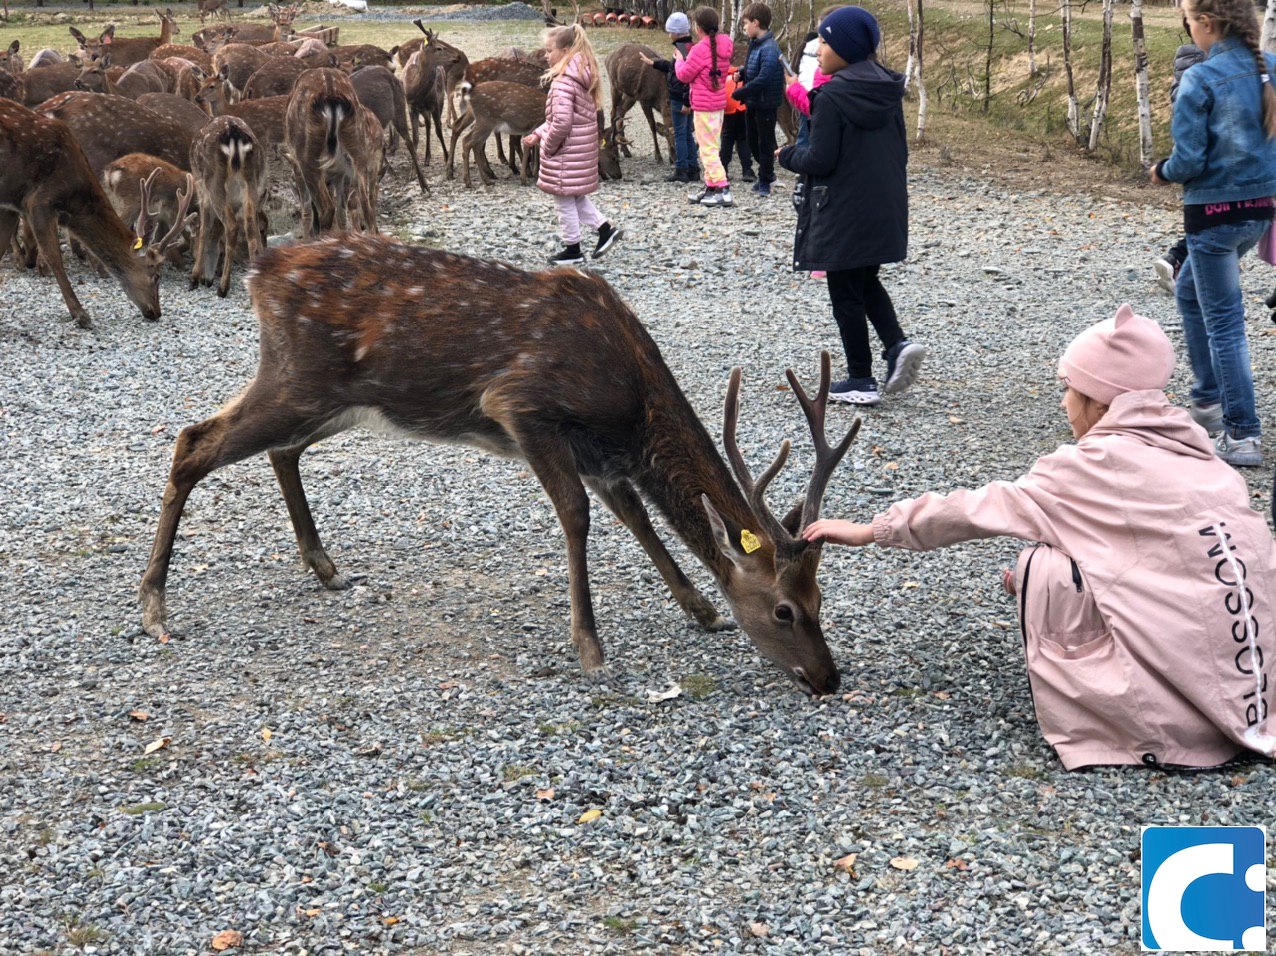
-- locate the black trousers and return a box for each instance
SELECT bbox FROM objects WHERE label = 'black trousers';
[827,266,905,381]
[719,112,753,177]
[746,107,778,184]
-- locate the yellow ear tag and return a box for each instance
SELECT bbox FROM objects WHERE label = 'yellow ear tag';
[133,237,144,251]
[740,529,761,554]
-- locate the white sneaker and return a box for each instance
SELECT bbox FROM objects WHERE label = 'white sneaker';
[1154,258,1178,294]
[687,186,709,205]
[828,378,880,406]
[1188,402,1223,435]
[1215,432,1262,467]
[882,341,926,395]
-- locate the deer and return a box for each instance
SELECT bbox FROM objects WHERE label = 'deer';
[21,61,83,108]
[151,44,215,75]
[189,115,266,297]
[38,92,193,176]
[70,10,181,70]
[137,233,854,696]
[102,155,196,263]
[28,49,67,69]
[226,4,299,46]
[606,43,672,164]
[76,56,170,99]
[0,69,23,103]
[284,68,374,237]
[241,56,312,99]
[331,44,393,72]
[0,99,193,327]
[349,64,427,192]
[402,52,447,164]
[137,91,214,137]
[211,43,273,101]
[452,81,547,188]
[195,74,289,150]
[198,0,230,25]
[0,40,23,75]
[411,23,468,125]
[457,57,546,170]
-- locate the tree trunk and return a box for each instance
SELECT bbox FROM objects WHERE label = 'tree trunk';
[1263,0,1276,52]
[916,0,928,140]
[1131,0,1153,166]
[1062,0,1079,140]
[983,0,994,112]
[905,0,916,92]
[1087,0,1114,151]
[1028,0,1037,76]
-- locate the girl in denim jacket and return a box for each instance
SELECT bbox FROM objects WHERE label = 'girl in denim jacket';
[1151,0,1276,467]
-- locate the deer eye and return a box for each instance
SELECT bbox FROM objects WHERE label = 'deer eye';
[773,604,795,624]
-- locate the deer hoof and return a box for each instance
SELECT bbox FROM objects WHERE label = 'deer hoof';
[71,308,92,329]
[320,572,352,591]
[701,615,735,633]
[583,663,615,686]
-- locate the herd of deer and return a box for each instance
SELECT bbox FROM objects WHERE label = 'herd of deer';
[1,10,854,696]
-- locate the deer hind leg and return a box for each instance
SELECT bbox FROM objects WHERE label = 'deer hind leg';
[268,432,351,591]
[433,108,447,164]
[217,202,238,298]
[140,382,341,639]
[27,204,91,328]
[641,101,663,164]
[586,478,729,631]
[190,208,221,289]
[446,111,471,180]
[0,210,19,268]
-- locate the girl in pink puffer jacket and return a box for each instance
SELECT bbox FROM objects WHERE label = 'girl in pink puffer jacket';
[673,6,735,206]
[523,26,623,265]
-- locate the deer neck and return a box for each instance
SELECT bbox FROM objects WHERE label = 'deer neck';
[69,182,145,282]
[160,18,173,45]
[636,382,757,583]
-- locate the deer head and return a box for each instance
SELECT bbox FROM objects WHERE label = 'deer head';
[598,112,622,181]
[128,169,196,318]
[74,52,111,91]
[70,24,114,62]
[702,354,859,695]
[0,40,22,75]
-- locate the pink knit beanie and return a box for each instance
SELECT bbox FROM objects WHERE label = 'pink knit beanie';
[1057,304,1175,405]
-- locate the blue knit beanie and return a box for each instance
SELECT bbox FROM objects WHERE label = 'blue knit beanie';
[819,6,880,65]
[665,11,690,34]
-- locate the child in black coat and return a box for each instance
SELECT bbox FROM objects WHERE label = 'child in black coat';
[778,6,924,406]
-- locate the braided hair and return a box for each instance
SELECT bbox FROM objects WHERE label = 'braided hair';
[691,6,723,90]
[1186,0,1276,137]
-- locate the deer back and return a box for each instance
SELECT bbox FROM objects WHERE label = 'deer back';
[151,44,214,74]
[137,92,213,137]
[116,60,171,99]
[0,40,23,75]
[242,56,310,99]
[466,80,547,136]
[349,65,400,131]
[191,114,266,212]
[607,43,666,104]
[465,57,543,91]
[498,45,548,69]
[23,62,82,107]
[332,44,392,72]
[27,48,66,70]
[40,91,192,176]
[212,43,273,96]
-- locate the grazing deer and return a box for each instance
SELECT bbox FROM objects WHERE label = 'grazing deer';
[137,91,213,137]
[102,154,195,262]
[198,0,230,24]
[71,10,181,70]
[195,75,289,150]
[606,43,672,164]
[284,68,371,237]
[452,81,547,188]
[137,234,854,695]
[498,45,549,69]
[0,99,192,326]
[402,52,447,164]
[189,116,266,296]
[331,44,392,72]
[350,64,427,192]
[0,40,23,75]
[211,43,273,101]
[38,92,192,176]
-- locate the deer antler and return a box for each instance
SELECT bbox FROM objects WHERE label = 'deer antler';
[134,168,159,244]
[722,367,798,554]
[150,174,196,254]
[785,351,861,533]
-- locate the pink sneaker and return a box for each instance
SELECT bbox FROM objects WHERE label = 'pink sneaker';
[811,270,827,280]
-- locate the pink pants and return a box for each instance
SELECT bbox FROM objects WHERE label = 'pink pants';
[554,194,606,244]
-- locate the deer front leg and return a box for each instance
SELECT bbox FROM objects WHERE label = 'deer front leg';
[190,210,219,288]
[587,478,729,631]
[27,205,90,328]
[641,102,662,164]
[433,110,447,164]
[0,210,19,268]
[268,441,350,590]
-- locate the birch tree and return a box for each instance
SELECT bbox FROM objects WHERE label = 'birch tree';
[915,0,928,139]
[1028,0,1037,76]
[1263,0,1276,52]
[905,0,916,92]
[1131,0,1153,165]
[1087,0,1115,151]
[1062,0,1080,140]
[984,0,995,112]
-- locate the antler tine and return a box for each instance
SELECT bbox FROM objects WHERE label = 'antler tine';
[721,366,798,550]
[134,168,159,245]
[153,174,195,252]
[786,351,862,531]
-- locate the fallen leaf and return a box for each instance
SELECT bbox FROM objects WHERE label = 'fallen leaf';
[151,423,167,435]
[261,727,273,743]
[883,461,899,471]
[128,709,150,722]
[50,741,62,753]
[303,907,321,917]
[901,581,919,589]
[945,858,970,871]
[382,916,399,926]
[890,856,920,871]
[645,683,683,703]
[578,808,603,824]
[833,853,858,872]
[143,736,171,755]
[158,633,171,644]
[933,690,951,700]
[1231,774,1249,786]
[438,680,460,691]
[948,415,965,424]
[211,929,243,951]
[870,444,885,457]
[535,788,555,801]
[748,921,769,938]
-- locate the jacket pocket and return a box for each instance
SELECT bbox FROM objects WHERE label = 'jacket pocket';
[811,184,830,212]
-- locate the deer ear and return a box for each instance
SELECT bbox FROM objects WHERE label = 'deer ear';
[8,41,19,55]
[219,63,230,80]
[69,27,87,45]
[780,500,803,536]
[69,52,82,66]
[702,494,757,568]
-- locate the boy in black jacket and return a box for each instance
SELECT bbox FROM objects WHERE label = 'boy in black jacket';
[778,5,925,406]
[733,2,785,195]
[648,12,700,183]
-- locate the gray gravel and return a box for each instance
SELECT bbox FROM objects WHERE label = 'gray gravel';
[2,123,1275,953]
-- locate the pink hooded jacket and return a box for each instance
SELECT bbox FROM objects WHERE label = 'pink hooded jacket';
[785,70,830,117]
[533,54,599,198]
[674,32,734,111]
[872,390,1276,770]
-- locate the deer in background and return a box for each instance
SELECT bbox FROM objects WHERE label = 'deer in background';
[71,10,181,70]
[75,56,170,99]
[0,40,23,75]
[38,92,193,176]
[137,233,854,695]
[606,42,673,164]
[20,61,83,107]
[211,43,273,101]
[0,99,192,327]
[402,53,447,164]
[225,4,299,46]
[103,154,196,263]
[198,0,230,25]
[350,64,428,193]
[189,116,266,297]
[195,74,290,150]
[452,80,547,188]
[284,68,376,236]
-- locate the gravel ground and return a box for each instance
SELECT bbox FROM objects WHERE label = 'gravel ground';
[3,128,1276,953]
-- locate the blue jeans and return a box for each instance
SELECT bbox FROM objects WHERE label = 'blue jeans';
[1177,217,1269,439]
[671,98,698,171]
[797,112,810,147]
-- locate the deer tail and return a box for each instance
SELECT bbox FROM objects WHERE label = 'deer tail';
[219,121,253,173]
[318,95,351,168]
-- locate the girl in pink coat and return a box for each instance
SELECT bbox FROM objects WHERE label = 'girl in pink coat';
[673,6,735,207]
[523,26,622,265]
[806,305,1276,771]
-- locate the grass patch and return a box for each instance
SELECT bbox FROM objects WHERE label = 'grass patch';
[679,674,718,699]
[536,720,581,736]
[63,914,108,949]
[502,764,537,783]
[129,755,165,774]
[603,915,638,934]
[862,772,890,788]
[368,881,389,894]
[1004,763,1049,781]
[119,801,166,815]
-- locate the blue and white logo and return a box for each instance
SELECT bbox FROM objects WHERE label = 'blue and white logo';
[1142,826,1266,952]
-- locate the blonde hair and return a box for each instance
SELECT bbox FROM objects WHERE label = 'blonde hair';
[1185,0,1276,137]
[542,25,603,108]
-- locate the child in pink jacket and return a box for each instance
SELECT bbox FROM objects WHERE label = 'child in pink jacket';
[806,305,1276,771]
[673,6,735,207]
[522,25,622,265]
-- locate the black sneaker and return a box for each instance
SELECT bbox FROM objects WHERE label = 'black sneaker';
[741,170,757,183]
[593,222,623,259]
[549,242,585,265]
[829,377,880,406]
[882,340,926,395]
